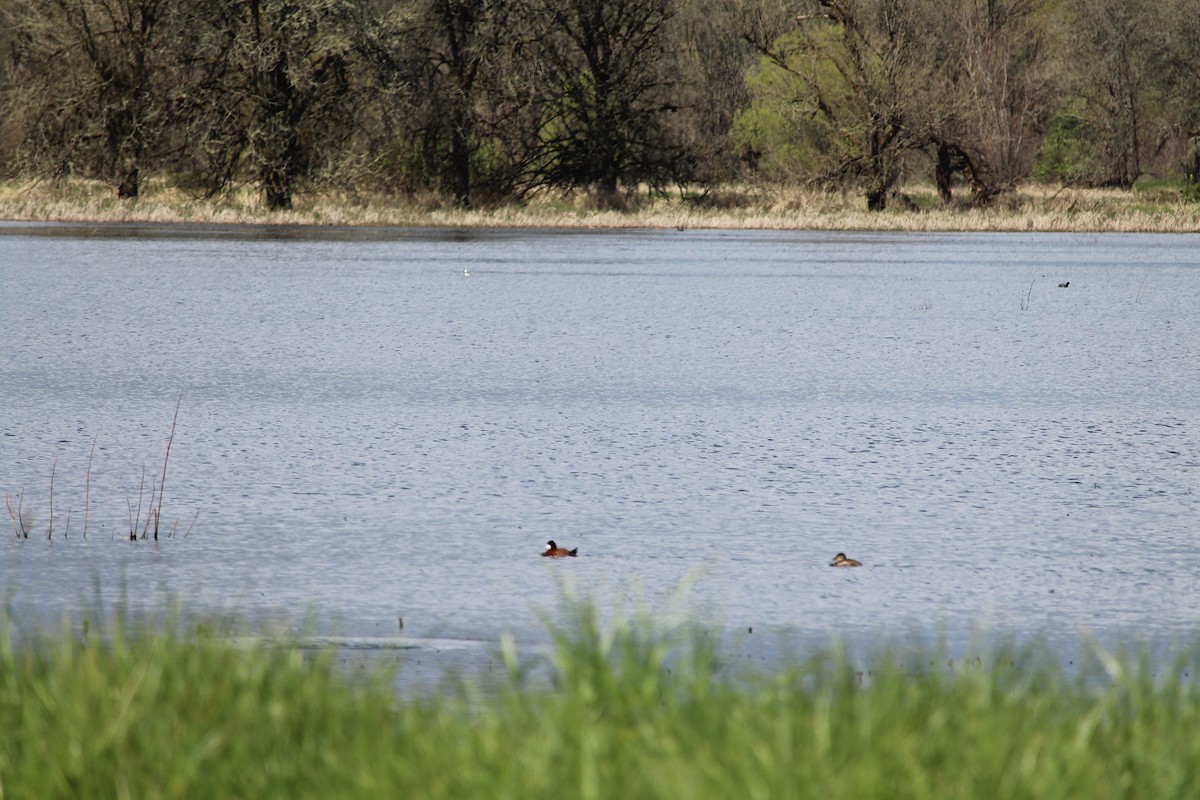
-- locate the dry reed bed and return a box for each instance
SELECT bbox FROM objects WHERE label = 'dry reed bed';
[1,180,1198,232]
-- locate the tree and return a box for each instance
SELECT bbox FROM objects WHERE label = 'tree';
[4,0,181,197]
[661,0,756,186]
[368,0,536,206]
[528,0,686,202]
[1157,0,1200,193]
[912,0,1050,202]
[737,0,924,210]
[736,0,1053,206]
[0,9,23,174]
[421,0,492,205]
[245,0,362,209]
[180,0,365,210]
[1055,0,1154,187]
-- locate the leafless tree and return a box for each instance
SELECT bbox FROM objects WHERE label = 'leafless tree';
[527,0,686,204]
[915,0,1049,202]
[1156,0,1200,190]
[4,0,179,196]
[1056,0,1154,187]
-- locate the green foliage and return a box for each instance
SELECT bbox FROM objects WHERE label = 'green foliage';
[5,0,1200,204]
[1032,112,1104,184]
[377,136,451,195]
[733,55,819,180]
[0,618,401,798]
[4,605,1200,799]
[733,7,918,209]
[732,29,858,182]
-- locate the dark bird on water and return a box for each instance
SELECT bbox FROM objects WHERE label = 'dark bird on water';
[830,552,863,567]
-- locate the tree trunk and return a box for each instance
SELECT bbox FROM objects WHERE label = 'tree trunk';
[449,121,471,208]
[263,165,293,210]
[117,167,140,198]
[866,185,888,211]
[1186,142,1200,186]
[935,144,955,204]
[1124,84,1141,187]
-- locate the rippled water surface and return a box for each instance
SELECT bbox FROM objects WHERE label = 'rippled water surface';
[2,223,1198,671]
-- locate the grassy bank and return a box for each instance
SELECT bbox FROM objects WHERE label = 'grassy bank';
[2,178,1199,232]
[3,606,1199,799]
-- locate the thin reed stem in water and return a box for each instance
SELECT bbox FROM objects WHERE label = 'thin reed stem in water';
[183,509,200,538]
[155,393,182,541]
[84,432,97,539]
[47,457,56,540]
[142,480,157,540]
[5,491,18,538]
[132,465,146,541]
[7,486,31,539]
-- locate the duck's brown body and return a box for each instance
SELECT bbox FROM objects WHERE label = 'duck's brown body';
[830,552,862,567]
[543,540,578,557]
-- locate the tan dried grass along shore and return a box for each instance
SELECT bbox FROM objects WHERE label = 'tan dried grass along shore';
[2,178,1198,232]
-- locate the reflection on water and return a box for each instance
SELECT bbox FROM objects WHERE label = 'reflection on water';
[2,223,1199,674]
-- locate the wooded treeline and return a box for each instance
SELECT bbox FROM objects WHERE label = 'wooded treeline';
[1,0,1197,211]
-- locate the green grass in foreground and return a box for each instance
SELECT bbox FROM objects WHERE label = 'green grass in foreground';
[2,607,1199,799]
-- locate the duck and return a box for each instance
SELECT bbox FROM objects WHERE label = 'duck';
[830,552,862,567]
[543,540,578,557]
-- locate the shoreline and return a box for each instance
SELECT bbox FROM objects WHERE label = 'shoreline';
[2,179,1199,233]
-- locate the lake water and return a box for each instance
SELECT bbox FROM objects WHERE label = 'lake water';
[2,222,1199,681]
